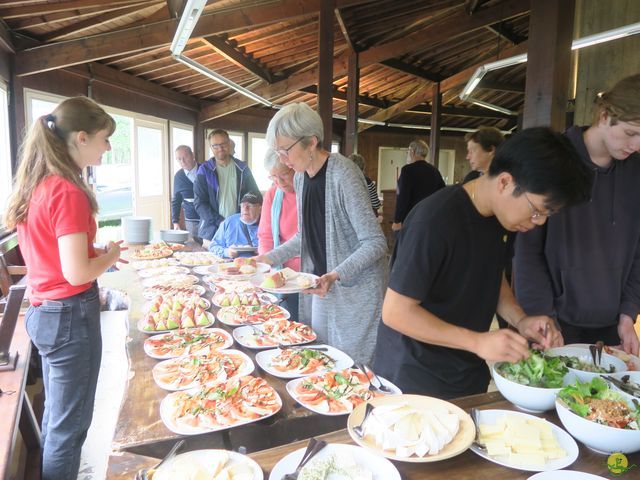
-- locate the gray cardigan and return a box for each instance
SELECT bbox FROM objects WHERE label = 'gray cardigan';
[266,153,388,364]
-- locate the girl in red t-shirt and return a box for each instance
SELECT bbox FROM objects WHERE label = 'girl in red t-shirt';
[5,96,124,480]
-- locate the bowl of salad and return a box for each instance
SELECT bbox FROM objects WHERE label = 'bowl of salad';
[492,350,574,412]
[556,377,640,454]
[546,345,627,382]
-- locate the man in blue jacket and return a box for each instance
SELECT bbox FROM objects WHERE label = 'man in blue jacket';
[209,192,262,258]
[171,145,201,243]
[194,129,260,240]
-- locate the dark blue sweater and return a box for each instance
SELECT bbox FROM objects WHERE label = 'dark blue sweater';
[171,169,199,223]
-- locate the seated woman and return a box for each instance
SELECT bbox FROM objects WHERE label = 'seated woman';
[209,192,262,258]
[258,149,300,320]
[256,102,388,364]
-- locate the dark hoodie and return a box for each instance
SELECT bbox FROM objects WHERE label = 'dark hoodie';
[514,125,640,328]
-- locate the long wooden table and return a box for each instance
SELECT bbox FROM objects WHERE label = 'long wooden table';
[101,251,344,458]
[106,390,638,479]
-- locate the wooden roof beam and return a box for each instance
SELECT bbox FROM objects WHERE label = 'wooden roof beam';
[379,59,440,83]
[0,0,144,19]
[200,0,530,121]
[478,80,525,93]
[485,21,527,46]
[0,20,15,53]
[166,0,187,19]
[202,37,276,84]
[15,0,374,76]
[335,7,356,52]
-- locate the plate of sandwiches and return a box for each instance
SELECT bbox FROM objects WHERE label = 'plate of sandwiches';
[257,268,319,294]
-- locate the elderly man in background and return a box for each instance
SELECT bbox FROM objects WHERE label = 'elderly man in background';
[392,139,445,231]
[209,192,262,258]
[194,129,260,243]
[171,145,201,244]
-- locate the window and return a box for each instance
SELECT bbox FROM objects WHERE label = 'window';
[248,133,270,191]
[0,84,11,222]
[229,132,244,161]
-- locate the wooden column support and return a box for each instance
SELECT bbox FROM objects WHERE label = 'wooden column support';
[344,51,359,156]
[317,0,335,150]
[429,82,441,167]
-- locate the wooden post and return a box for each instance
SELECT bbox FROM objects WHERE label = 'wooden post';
[318,0,335,151]
[344,51,359,156]
[429,82,441,167]
[522,0,575,130]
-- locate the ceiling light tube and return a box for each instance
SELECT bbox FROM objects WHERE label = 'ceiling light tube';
[170,0,208,55]
[468,97,518,116]
[571,22,640,50]
[174,54,273,107]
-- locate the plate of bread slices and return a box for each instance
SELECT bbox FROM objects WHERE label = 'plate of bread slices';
[257,268,318,294]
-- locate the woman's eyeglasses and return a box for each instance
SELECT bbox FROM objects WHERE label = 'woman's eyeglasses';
[275,138,303,157]
[268,170,294,182]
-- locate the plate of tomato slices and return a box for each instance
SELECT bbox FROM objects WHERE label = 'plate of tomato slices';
[255,345,353,378]
[152,349,255,391]
[160,375,282,435]
[233,318,316,349]
[143,328,233,360]
[217,304,290,327]
[286,368,401,415]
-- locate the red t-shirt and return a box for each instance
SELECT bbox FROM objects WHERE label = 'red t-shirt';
[17,175,97,305]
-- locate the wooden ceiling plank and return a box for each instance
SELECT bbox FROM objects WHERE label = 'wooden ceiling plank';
[9,5,120,30]
[200,0,530,121]
[335,8,355,52]
[166,0,187,19]
[15,0,375,76]
[202,37,274,83]
[380,59,440,83]
[478,80,525,93]
[41,2,159,42]
[358,81,433,132]
[0,19,15,52]
[0,0,145,19]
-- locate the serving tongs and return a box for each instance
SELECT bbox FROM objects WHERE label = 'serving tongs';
[135,439,184,480]
[601,374,640,399]
[589,341,604,367]
[470,408,486,451]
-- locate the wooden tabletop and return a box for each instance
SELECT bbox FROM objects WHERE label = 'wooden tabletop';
[106,390,638,479]
[101,247,344,457]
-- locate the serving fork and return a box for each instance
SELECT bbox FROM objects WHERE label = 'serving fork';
[281,437,327,480]
[356,363,393,393]
[134,439,184,480]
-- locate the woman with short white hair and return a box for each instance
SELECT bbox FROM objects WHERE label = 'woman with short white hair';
[256,103,388,364]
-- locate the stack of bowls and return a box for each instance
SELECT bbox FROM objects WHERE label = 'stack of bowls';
[122,216,151,244]
[160,229,189,243]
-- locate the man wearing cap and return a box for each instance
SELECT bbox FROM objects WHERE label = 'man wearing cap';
[194,129,260,241]
[209,192,262,258]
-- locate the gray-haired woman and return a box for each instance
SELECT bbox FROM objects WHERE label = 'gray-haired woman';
[255,103,388,364]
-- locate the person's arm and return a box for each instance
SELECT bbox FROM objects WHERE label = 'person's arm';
[257,189,275,255]
[171,172,184,229]
[58,234,123,285]
[382,288,530,363]
[208,221,229,258]
[496,274,563,349]
[194,170,223,237]
[368,180,381,211]
[513,224,557,318]
[393,167,409,224]
[619,240,640,354]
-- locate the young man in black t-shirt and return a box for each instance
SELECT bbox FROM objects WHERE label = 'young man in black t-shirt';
[373,128,593,400]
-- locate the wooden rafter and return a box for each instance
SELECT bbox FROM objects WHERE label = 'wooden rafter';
[166,0,187,19]
[335,7,355,52]
[485,21,526,46]
[0,20,14,53]
[15,0,375,76]
[379,59,440,83]
[200,0,530,121]
[478,80,525,93]
[0,0,144,19]
[299,85,389,109]
[40,2,160,42]
[9,5,125,31]
[201,37,275,84]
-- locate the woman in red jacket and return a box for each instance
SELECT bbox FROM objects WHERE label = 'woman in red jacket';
[4,96,123,480]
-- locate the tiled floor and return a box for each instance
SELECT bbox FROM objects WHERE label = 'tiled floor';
[77,311,129,480]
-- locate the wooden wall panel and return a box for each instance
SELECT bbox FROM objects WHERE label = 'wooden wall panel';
[573,0,640,125]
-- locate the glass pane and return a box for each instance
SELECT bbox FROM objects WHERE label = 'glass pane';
[250,136,270,191]
[30,98,58,125]
[96,114,133,220]
[229,133,243,161]
[172,126,193,174]
[137,125,163,197]
[331,142,340,153]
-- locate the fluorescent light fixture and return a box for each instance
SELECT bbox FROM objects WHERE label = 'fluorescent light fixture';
[459,22,640,110]
[173,54,273,107]
[468,97,518,116]
[170,0,208,55]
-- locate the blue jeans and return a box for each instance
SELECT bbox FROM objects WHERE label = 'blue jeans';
[25,283,102,480]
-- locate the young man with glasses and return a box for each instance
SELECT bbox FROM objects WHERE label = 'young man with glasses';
[373,127,593,399]
[194,129,260,241]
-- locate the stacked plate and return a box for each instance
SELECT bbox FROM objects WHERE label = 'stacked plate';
[123,216,151,244]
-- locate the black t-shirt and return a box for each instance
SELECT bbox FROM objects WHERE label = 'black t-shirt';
[302,159,328,276]
[374,185,508,399]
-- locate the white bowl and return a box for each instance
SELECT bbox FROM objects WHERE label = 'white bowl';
[546,345,627,382]
[608,371,640,400]
[555,398,640,454]
[160,229,189,243]
[492,363,574,413]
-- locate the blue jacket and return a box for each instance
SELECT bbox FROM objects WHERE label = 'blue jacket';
[208,213,259,258]
[194,157,260,239]
[171,169,200,223]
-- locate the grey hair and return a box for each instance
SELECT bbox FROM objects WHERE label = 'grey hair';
[266,102,324,149]
[263,148,282,171]
[175,145,193,156]
[349,153,365,172]
[409,140,429,158]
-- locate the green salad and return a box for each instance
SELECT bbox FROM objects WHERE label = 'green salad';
[496,349,568,388]
[558,377,640,430]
